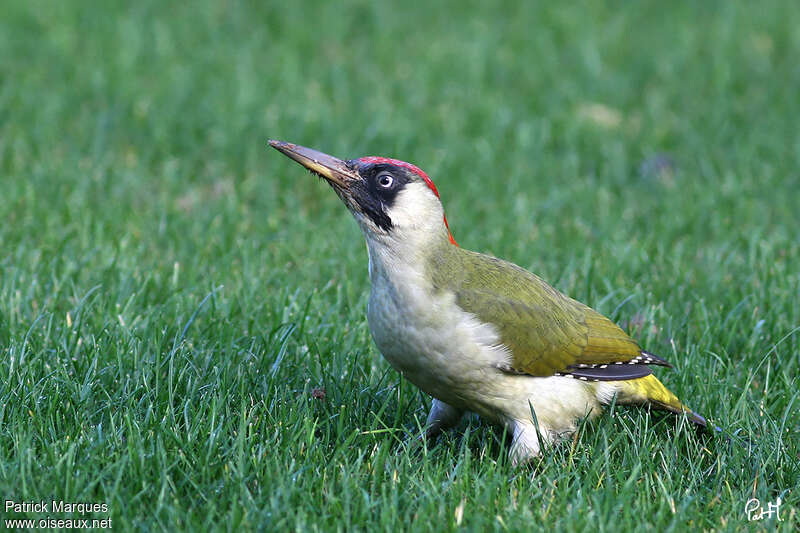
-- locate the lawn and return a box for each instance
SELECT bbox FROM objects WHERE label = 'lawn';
[1,0,798,530]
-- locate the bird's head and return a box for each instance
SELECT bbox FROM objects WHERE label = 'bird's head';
[269,140,457,247]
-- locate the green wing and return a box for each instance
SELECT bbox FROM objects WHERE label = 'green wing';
[427,246,647,377]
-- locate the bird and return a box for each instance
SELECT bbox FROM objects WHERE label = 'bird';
[269,140,710,465]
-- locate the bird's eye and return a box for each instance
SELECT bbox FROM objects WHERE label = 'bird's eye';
[377,174,394,188]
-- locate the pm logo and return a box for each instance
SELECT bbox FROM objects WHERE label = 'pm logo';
[745,497,783,521]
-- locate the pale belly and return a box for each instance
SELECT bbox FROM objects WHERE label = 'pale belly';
[366,283,605,431]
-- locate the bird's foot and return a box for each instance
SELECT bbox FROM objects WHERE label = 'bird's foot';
[508,420,546,467]
[424,399,464,439]
[394,400,464,458]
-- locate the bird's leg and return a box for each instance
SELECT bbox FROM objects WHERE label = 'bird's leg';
[508,420,546,467]
[424,399,464,439]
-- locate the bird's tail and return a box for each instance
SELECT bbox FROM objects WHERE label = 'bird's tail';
[616,374,710,429]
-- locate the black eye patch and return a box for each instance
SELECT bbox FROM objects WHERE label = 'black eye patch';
[366,165,410,206]
[343,163,413,231]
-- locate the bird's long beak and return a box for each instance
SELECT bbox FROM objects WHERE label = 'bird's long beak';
[268,140,357,188]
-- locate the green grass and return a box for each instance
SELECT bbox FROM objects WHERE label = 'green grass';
[1,0,799,530]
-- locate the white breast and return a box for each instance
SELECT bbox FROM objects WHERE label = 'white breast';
[364,237,514,410]
[362,234,603,433]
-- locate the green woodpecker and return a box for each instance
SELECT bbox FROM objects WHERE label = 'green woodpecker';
[269,140,708,465]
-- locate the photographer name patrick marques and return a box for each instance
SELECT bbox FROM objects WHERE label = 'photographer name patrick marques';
[5,500,108,514]
[4,500,112,529]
